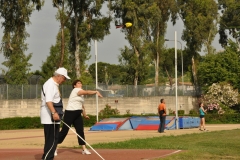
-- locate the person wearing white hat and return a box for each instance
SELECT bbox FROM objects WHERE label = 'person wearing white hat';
[40,67,70,160]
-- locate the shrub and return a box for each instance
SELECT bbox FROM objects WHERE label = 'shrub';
[98,104,120,116]
[0,113,240,130]
[189,109,198,115]
[201,83,239,114]
[205,114,240,124]
[126,109,131,115]
[0,117,43,130]
[178,110,185,115]
[168,108,174,115]
[83,115,100,126]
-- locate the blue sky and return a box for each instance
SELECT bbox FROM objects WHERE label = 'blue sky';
[0,1,223,72]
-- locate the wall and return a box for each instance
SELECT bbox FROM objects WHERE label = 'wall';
[0,96,197,119]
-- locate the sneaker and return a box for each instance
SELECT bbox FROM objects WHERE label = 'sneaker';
[204,128,208,131]
[54,149,57,156]
[82,149,91,155]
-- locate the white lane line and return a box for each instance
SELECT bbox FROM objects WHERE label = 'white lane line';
[149,150,182,159]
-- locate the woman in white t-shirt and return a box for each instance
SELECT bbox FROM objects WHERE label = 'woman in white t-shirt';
[57,80,103,155]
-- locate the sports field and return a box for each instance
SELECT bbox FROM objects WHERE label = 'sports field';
[0,124,239,159]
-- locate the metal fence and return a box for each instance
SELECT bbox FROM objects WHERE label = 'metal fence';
[0,84,198,100]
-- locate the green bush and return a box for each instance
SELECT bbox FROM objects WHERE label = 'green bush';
[83,115,101,126]
[0,117,43,130]
[189,109,198,115]
[205,113,240,124]
[99,104,120,116]
[178,110,185,115]
[168,108,175,115]
[0,113,239,130]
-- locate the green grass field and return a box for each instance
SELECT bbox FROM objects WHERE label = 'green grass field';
[91,129,240,160]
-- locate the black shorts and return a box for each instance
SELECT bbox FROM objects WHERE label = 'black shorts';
[200,115,205,118]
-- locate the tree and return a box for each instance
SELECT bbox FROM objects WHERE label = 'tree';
[197,40,240,92]
[52,0,73,67]
[150,0,177,86]
[110,0,159,89]
[46,0,110,81]
[177,0,218,55]
[40,28,72,84]
[78,71,94,85]
[218,0,240,50]
[177,0,218,91]
[203,18,218,54]
[88,62,110,86]
[0,0,43,84]
[119,44,152,86]
[67,0,111,79]
[161,48,189,88]
[2,53,32,84]
[88,62,123,86]
[162,48,175,87]
[108,64,125,84]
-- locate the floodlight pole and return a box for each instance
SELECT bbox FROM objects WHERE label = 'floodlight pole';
[95,40,99,122]
[174,32,179,129]
[164,39,184,95]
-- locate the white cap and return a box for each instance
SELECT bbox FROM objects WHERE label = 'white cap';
[55,67,71,79]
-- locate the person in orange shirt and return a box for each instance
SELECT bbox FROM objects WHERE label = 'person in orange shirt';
[158,99,166,133]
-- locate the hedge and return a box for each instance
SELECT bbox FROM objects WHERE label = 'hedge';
[0,114,239,130]
[0,117,43,130]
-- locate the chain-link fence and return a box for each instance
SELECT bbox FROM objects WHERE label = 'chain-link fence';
[0,84,199,100]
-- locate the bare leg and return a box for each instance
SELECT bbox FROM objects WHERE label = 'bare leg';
[202,117,206,130]
[199,118,203,130]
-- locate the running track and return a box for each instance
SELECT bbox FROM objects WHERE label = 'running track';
[0,148,183,160]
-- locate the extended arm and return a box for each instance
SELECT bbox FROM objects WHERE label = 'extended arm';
[77,90,103,97]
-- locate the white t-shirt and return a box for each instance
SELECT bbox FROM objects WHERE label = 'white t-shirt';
[40,77,61,124]
[66,88,84,111]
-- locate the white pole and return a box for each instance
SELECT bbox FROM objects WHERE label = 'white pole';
[164,39,184,95]
[95,40,99,122]
[175,31,179,129]
[22,85,23,99]
[180,43,184,95]
[7,84,8,100]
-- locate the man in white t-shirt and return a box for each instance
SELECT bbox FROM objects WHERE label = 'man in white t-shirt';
[41,67,70,160]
